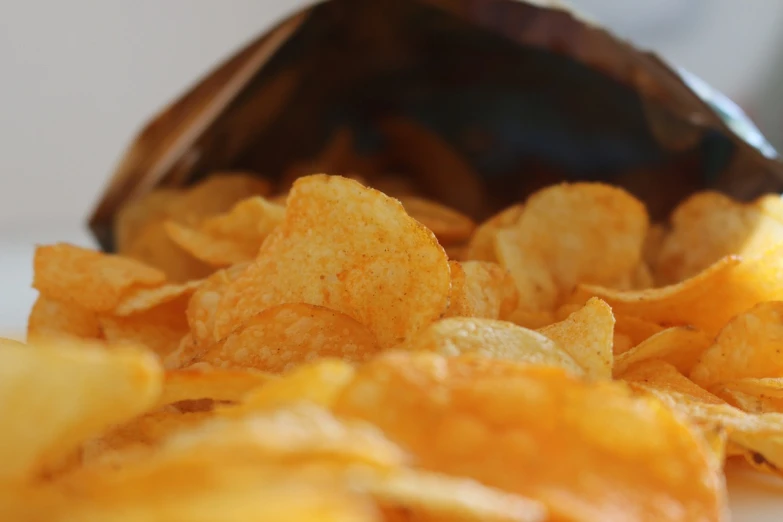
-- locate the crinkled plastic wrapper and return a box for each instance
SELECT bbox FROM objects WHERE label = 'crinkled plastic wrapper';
[89,0,783,251]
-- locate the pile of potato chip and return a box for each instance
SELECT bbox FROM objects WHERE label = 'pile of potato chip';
[11,163,783,521]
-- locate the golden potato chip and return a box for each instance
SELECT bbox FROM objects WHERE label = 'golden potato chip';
[622,359,783,475]
[114,188,180,253]
[367,468,545,522]
[228,359,355,414]
[538,298,614,380]
[496,184,648,311]
[80,409,215,469]
[167,173,273,225]
[334,352,726,521]
[0,340,161,481]
[643,223,666,271]
[613,313,665,354]
[166,196,285,267]
[185,262,249,356]
[400,317,584,376]
[123,221,214,283]
[201,303,380,372]
[654,192,783,284]
[613,326,712,377]
[397,196,476,245]
[445,261,518,320]
[570,244,783,337]
[100,292,190,359]
[691,302,783,390]
[57,458,379,522]
[613,333,634,355]
[213,175,451,347]
[714,378,783,414]
[465,204,524,262]
[114,279,201,316]
[27,294,100,341]
[33,243,166,312]
[157,367,273,408]
[379,117,487,216]
[165,221,251,267]
[504,308,555,330]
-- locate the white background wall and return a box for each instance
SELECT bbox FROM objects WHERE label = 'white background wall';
[1,0,783,330]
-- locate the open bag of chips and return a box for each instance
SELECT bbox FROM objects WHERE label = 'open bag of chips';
[8,1,783,521]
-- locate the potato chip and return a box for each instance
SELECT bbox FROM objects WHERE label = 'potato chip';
[27,294,100,341]
[570,244,783,337]
[114,188,180,253]
[622,360,783,476]
[100,292,190,359]
[212,175,451,347]
[400,317,584,376]
[643,223,666,271]
[445,261,518,320]
[58,458,379,522]
[613,333,634,355]
[654,192,783,284]
[613,326,712,377]
[165,221,250,267]
[334,352,726,521]
[228,359,354,414]
[185,262,249,355]
[465,204,524,262]
[33,243,166,312]
[538,298,614,380]
[0,340,161,481]
[201,303,380,372]
[123,221,214,283]
[379,117,487,216]
[691,302,783,390]
[157,367,273,408]
[367,468,545,522]
[714,378,783,414]
[613,313,665,354]
[114,279,202,316]
[167,173,273,225]
[397,196,476,245]
[497,184,648,309]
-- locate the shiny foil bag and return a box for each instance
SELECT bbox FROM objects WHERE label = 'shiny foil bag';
[89,0,783,251]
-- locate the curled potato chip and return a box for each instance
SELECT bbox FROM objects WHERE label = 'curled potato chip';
[465,204,524,263]
[397,196,476,245]
[379,117,487,217]
[400,317,584,376]
[213,175,451,347]
[334,352,726,521]
[226,359,355,414]
[715,378,783,414]
[123,221,214,283]
[445,261,518,320]
[27,294,100,342]
[654,192,783,284]
[166,197,285,267]
[167,173,273,226]
[33,243,166,312]
[691,302,783,390]
[201,303,380,372]
[497,183,648,311]
[570,244,783,337]
[613,314,665,354]
[538,298,614,380]
[622,359,783,476]
[185,262,249,357]
[0,340,162,481]
[100,292,190,359]
[613,326,712,378]
[156,368,273,408]
[114,280,202,316]
[114,188,180,253]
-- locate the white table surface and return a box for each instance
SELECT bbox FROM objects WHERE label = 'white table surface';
[2,226,782,519]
